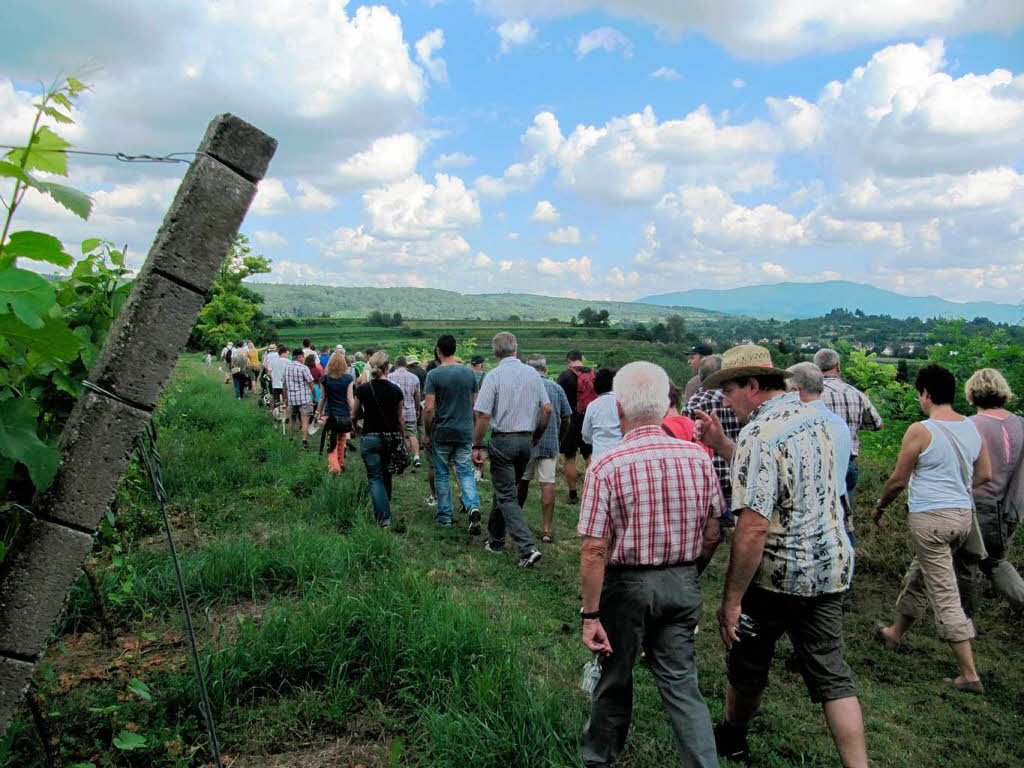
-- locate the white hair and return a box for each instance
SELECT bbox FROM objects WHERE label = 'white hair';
[527,355,547,372]
[492,332,518,358]
[787,362,824,395]
[814,348,841,372]
[614,361,670,422]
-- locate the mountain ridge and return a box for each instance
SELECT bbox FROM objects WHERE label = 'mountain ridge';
[636,280,1023,324]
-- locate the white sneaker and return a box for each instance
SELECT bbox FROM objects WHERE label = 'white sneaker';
[426,494,437,507]
[519,549,543,568]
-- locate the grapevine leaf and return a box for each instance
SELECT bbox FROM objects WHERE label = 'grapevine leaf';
[52,371,81,397]
[41,106,74,125]
[6,127,71,176]
[0,398,58,490]
[3,231,73,268]
[127,678,152,701]
[31,181,92,220]
[0,267,55,327]
[66,77,87,94]
[51,92,73,110]
[81,238,102,254]
[0,161,30,184]
[0,314,80,362]
[112,729,146,751]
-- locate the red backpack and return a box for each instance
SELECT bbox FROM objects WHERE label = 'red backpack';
[573,368,597,414]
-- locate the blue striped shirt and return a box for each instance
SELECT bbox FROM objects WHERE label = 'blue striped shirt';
[474,357,550,432]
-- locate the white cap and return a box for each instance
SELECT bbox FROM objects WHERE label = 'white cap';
[336,344,344,351]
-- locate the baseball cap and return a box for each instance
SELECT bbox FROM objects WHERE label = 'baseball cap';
[689,343,713,356]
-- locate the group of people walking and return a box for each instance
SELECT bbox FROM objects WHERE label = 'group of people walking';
[218,332,1022,767]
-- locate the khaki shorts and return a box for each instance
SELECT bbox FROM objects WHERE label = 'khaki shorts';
[521,456,556,484]
[403,420,419,438]
[290,403,314,418]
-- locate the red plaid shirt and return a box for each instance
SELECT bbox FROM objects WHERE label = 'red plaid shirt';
[578,424,723,566]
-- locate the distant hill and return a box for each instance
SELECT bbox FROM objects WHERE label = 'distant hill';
[249,283,724,323]
[636,281,1023,324]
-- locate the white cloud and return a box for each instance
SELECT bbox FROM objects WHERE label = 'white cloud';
[497,19,537,53]
[90,177,180,213]
[650,66,681,81]
[732,78,746,89]
[537,255,593,282]
[506,231,521,240]
[530,200,560,223]
[336,133,422,187]
[475,111,564,197]
[415,28,449,84]
[254,230,289,247]
[252,178,292,216]
[545,225,582,244]
[472,251,495,268]
[435,152,476,169]
[577,27,633,59]
[363,173,481,239]
[295,180,335,211]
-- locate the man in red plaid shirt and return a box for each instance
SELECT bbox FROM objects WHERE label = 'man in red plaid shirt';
[578,361,723,768]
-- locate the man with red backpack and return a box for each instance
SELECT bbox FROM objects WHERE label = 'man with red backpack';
[557,349,596,502]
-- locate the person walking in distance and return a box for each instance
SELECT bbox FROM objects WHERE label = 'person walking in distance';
[695,345,867,768]
[815,348,884,514]
[352,351,405,528]
[283,348,316,449]
[579,362,723,768]
[389,356,423,469]
[557,349,596,502]
[956,368,1024,614]
[684,343,714,401]
[582,368,623,460]
[873,365,991,694]
[519,356,572,544]
[473,332,551,567]
[423,335,482,531]
[269,344,290,408]
[471,355,487,389]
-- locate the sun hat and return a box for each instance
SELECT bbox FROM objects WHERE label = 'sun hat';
[701,345,792,390]
[406,355,421,365]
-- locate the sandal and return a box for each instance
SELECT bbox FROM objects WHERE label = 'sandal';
[874,623,899,652]
[540,532,553,543]
[943,677,984,695]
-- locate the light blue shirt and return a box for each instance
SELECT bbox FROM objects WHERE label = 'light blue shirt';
[473,356,550,433]
[582,392,623,460]
[909,418,982,513]
[811,399,851,492]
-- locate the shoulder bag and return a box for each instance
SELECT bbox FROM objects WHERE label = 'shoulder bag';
[933,421,987,560]
[998,415,1024,524]
[370,380,410,476]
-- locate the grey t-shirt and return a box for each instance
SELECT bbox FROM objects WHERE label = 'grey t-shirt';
[425,364,479,444]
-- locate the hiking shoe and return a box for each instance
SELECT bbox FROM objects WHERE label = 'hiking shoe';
[484,541,504,554]
[302,440,309,450]
[436,518,453,527]
[426,494,437,507]
[714,722,751,766]
[569,489,579,503]
[413,456,422,469]
[380,520,391,529]
[468,508,482,535]
[519,549,543,568]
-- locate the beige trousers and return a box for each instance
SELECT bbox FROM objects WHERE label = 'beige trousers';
[895,507,976,643]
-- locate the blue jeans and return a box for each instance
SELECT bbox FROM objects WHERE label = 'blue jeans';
[432,441,480,522]
[232,374,246,399]
[359,434,392,525]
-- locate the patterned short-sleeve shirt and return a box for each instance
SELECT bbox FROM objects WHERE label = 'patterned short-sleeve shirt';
[388,367,421,422]
[731,392,853,596]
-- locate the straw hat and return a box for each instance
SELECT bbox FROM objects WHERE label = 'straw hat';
[702,345,792,390]
[406,355,421,365]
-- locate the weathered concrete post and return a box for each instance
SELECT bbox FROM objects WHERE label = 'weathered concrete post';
[0,114,276,730]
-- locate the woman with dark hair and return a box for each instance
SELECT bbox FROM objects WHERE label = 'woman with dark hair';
[957,368,1024,613]
[352,350,404,527]
[873,364,991,693]
[581,367,622,460]
[316,353,355,473]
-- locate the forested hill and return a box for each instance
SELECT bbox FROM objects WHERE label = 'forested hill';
[637,280,1023,324]
[249,283,724,322]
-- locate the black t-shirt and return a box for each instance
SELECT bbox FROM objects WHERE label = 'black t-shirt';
[556,365,591,415]
[409,364,427,390]
[321,374,353,419]
[355,379,403,433]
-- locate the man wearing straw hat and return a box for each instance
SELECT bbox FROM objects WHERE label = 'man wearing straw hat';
[694,345,867,768]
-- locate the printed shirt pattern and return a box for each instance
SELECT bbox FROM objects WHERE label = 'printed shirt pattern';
[731,392,853,596]
[534,376,572,459]
[821,376,883,456]
[578,425,723,567]
[473,357,550,433]
[388,367,421,422]
[284,361,314,406]
[684,387,742,500]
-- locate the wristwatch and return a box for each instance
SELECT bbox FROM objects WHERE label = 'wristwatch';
[580,608,600,622]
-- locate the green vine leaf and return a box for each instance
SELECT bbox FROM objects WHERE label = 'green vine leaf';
[41,106,73,125]
[0,398,58,490]
[81,238,102,254]
[0,267,55,327]
[6,126,71,176]
[112,729,146,751]
[0,161,30,184]
[0,314,80,362]
[28,180,93,220]
[2,231,73,268]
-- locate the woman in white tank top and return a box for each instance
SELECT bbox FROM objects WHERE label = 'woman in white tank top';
[871,365,991,694]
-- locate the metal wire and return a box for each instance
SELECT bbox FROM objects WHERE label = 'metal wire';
[81,380,223,767]
[0,145,200,165]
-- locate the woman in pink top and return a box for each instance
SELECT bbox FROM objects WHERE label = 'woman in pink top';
[957,368,1024,615]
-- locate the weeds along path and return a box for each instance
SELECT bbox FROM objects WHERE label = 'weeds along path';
[6,357,1024,768]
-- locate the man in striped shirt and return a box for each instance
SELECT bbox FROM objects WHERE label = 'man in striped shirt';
[389,356,423,468]
[283,349,316,449]
[578,361,723,768]
[473,332,552,567]
[814,348,884,510]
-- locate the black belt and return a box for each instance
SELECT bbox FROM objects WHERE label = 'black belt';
[492,430,532,436]
[607,561,696,573]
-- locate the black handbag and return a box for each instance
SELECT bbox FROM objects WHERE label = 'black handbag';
[370,381,410,475]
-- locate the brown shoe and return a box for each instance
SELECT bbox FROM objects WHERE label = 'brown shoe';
[874,623,899,651]
[943,677,984,695]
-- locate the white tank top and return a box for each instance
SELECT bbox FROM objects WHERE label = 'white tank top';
[908,418,982,513]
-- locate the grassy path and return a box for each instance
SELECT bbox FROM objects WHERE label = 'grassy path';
[6,358,1023,767]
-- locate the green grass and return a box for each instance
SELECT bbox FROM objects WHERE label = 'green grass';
[6,356,1024,767]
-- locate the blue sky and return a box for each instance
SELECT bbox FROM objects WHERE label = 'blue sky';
[3,1,1024,303]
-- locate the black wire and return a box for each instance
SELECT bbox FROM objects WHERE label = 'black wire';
[0,146,201,165]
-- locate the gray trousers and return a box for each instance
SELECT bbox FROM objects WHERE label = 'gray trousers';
[486,433,537,557]
[956,496,1024,616]
[582,565,718,768]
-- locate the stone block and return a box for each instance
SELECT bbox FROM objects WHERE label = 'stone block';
[87,271,207,409]
[0,515,93,659]
[134,155,258,295]
[199,113,277,182]
[35,391,151,532]
[0,656,34,732]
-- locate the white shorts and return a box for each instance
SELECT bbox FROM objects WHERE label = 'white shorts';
[522,456,556,485]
